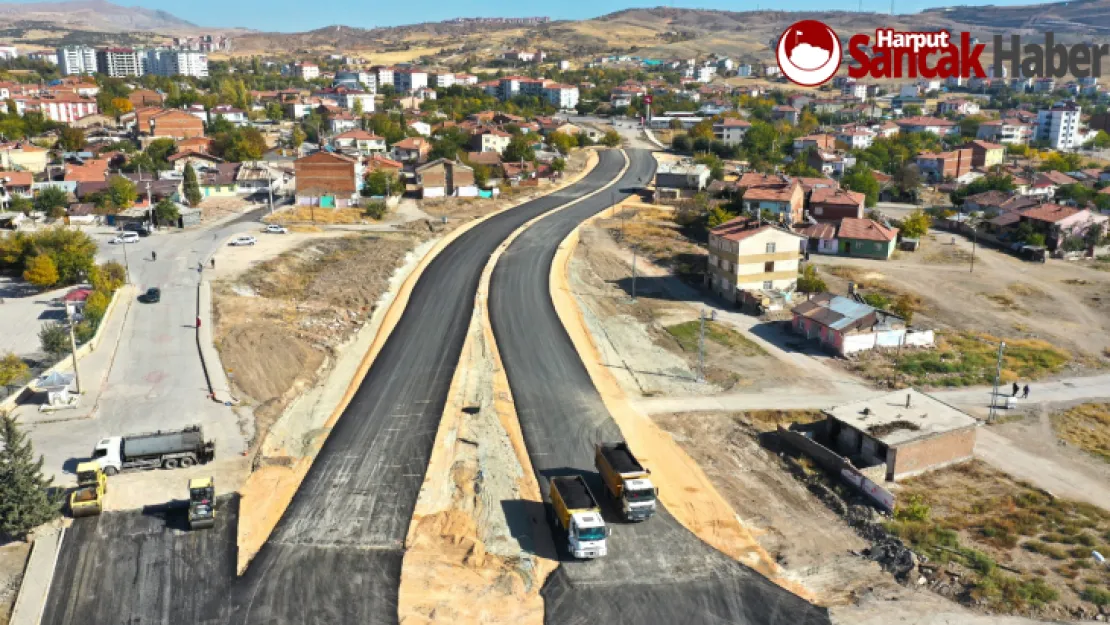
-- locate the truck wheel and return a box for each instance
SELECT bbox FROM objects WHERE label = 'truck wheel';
[179,457,196,468]
[163,458,180,469]
[104,467,119,476]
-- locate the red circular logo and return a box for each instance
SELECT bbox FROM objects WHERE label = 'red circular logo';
[776,20,842,86]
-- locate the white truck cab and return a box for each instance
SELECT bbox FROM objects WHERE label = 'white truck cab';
[622,477,658,521]
[568,511,609,559]
[92,437,123,475]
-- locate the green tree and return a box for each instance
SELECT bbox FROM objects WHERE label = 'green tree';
[58,126,86,151]
[891,163,923,196]
[83,290,110,326]
[154,198,179,225]
[9,195,31,214]
[672,134,692,152]
[89,261,125,294]
[183,163,202,207]
[549,131,576,154]
[265,102,284,121]
[363,200,387,219]
[352,98,364,117]
[0,413,60,539]
[107,176,138,211]
[22,255,58,289]
[891,294,917,324]
[364,170,398,197]
[290,126,307,150]
[504,134,536,163]
[551,157,566,173]
[742,120,781,167]
[841,165,879,207]
[900,209,932,238]
[0,352,28,394]
[33,186,68,219]
[707,205,739,228]
[1084,130,1110,149]
[796,264,827,294]
[959,115,985,138]
[38,322,68,359]
[601,129,621,147]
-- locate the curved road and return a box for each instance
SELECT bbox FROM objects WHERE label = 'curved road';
[489,148,832,624]
[42,151,630,625]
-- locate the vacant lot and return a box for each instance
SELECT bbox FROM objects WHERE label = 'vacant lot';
[604,205,707,283]
[1051,403,1110,463]
[213,232,423,452]
[810,233,1110,365]
[886,461,1110,620]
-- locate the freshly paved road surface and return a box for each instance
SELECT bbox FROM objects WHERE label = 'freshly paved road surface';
[489,148,832,624]
[41,152,630,625]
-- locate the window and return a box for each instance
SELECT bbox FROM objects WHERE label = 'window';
[765,242,776,253]
[814,206,823,215]
[764,261,774,273]
[763,280,773,290]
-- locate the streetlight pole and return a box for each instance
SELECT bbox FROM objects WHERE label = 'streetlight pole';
[120,235,131,284]
[267,166,275,216]
[64,302,81,394]
[988,340,1006,422]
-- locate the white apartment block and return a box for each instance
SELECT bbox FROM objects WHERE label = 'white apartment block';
[0,45,17,60]
[57,46,97,75]
[1037,101,1083,150]
[430,72,455,89]
[543,84,579,110]
[373,66,394,89]
[694,65,716,83]
[96,48,143,77]
[144,49,208,78]
[842,82,868,100]
[712,118,750,146]
[393,69,428,93]
[27,50,57,65]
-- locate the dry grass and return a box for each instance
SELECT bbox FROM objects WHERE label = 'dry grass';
[740,409,824,432]
[1010,283,1048,298]
[1051,403,1110,463]
[886,461,1110,616]
[921,247,973,265]
[264,206,373,225]
[665,320,766,357]
[985,293,1022,310]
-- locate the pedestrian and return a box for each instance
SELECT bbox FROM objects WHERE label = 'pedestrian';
[1012,382,1020,397]
[1023,384,1030,399]
[151,250,157,261]
[196,316,201,329]
[210,258,215,269]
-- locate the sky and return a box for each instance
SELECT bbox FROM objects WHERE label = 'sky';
[91,0,1063,32]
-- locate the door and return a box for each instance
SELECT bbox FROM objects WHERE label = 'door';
[320,195,335,208]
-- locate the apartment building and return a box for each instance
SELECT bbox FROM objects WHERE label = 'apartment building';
[1037,101,1083,151]
[976,118,1034,145]
[713,118,750,146]
[393,68,429,93]
[57,46,97,75]
[96,48,143,77]
[706,216,805,301]
[144,49,208,78]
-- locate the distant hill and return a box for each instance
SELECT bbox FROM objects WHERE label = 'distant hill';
[0,0,195,33]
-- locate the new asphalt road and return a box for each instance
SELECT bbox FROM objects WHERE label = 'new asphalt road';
[42,151,630,625]
[488,148,832,624]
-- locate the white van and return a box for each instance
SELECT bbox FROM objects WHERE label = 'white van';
[112,232,140,244]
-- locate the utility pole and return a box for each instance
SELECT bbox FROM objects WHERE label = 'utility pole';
[120,234,131,284]
[970,224,977,273]
[696,309,717,383]
[267,166,275,215]
[988,340,1006,422]
[64,302,81,394]
[631,246,638,302]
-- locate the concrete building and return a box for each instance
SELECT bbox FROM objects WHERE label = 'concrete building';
[963,140,1005,169]
[654,161,710,191]
[1036,101,1083,151]
[836,218,899,259]
[742,180,805,225]
[394,68,428,93]
[97,48,143,77]
[706,216,804,300]
[57,46,97,75]
[976,119,1034,145]
[914,148,973,183]
[713,118,750,146]
[144,49,208,78]
[808,187,865,222]
[416,159,477,198]
[294,151,362,207]
[822,389,977,481]
[895,115,959,137]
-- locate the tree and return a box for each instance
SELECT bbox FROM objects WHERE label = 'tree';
[891,294,917,324]
[601,129,621,147]
[841,165,879,207]
[548,131,576,154]
[352,98,364,117]
[504,134,536,163]
[154,198,179,225]
[671,134,692,152]
[891,163,923,196]
[38,322,68,359]
[364,170,398,197]
[22,255,58,289]
[796,264,827,294]
[551,157,566,173]
[89,261,125,293]
[58,126,86,151]
[1085,130,1110,149]
[0,413,60,540]
[0,353,29,393]
[707,205,738,228]
[900,209,932,238]
[9,195,31,214]
[110,97,133,115]
[106,175,137,212]
[33,186,68,219]
[83,289,110,326]
[183,163,202,207]
[959,115,984,139]
[290,126,306,150]
[363,200,387,220]
[742,120,780,166]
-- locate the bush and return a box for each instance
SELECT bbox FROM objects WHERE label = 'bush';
[74,320,96,345]
[38,322,69,358]
[861,293,890,309]
[83,290,111,326]
[363,201,387,220]
[894,494,930,522]
[1082,586,1110,606]
[22,254,58,289]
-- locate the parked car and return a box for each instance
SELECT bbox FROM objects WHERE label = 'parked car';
[265,225,288,234]
[139,287,161,303]
[112,232,140,244]
[228,235,257,246]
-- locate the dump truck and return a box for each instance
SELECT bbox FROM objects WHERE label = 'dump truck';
[595,442,658,522]
[69,462,106,517]
[188,477,216,530]
[91,425,216,475]
[549,475,609,559]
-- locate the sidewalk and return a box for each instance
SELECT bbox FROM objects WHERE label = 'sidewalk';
[9,527,64,625]
[197,281,233,404]
[9,285,136,425]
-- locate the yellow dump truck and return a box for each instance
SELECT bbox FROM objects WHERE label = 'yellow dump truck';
[69,462,106,517]
[595,442,658,522]
[188,477,216,530]
[549,475,609,559]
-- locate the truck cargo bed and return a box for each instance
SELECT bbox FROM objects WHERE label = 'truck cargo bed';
[551,476,596,510]
[598,442,645,474]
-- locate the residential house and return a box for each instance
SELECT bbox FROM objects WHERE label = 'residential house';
[333,129,387,156]
[794,221,838,254]
[835,128,875,150]
[807,150,857,178]
[294,151,362,207]
[809,187,866,222]
[146,109,205,140]
[210,105,247,125]
[837,218,899,259]
[327,112,358,134]
[392,137,432,163]
[792,292,929,356]
[963,140,1005,169]
[0,142,48,173]
[1018,203,1108,251]
[197,163,241,198]
[1,171,34,198]
[470,127,512,154]
[168,151,224,174]
[712,118,749,146]
[705,216,805,301]
[128,89,163,109]
[936,98,980,116]
[235,163,277,195]
[365,153,404,174]
[771,105,800,125]
[914,149,973,183]
[793,134,836,151]
[895,116,959,137]
[742,181,805,225]
[416,159,477,198]
[654,161,710,192]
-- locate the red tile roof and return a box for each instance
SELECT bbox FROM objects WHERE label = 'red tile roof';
[838,218,898,242]
[810,187,865,207]
[1019,203,1079,223]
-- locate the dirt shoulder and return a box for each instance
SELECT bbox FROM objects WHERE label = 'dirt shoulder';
[0,541,30,625]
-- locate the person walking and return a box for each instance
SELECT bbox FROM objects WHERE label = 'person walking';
[1023,385,1030,399]
[151,250,157,261]
[210,258,215,269]
[1012,382,1020,397]
[196,316,201,329]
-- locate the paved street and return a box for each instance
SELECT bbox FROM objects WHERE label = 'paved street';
[26,209,266,484]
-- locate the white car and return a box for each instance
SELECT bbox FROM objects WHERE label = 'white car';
[112,232,140,244]
[265,224,289,234]
[228,235,257,246]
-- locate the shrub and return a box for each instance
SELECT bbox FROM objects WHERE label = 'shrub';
[38,322,69,358]
[363,201,387,220]
[1023,540,1069,560]
[894,494,930,522]
[861,293,890,309]
[83,290,111,327]
[1082,586,1110,606]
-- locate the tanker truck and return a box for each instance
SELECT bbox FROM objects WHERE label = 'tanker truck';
[91,425,216,475]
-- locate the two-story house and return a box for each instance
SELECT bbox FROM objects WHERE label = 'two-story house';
[294,151,362,208]
[333,129,387,156]
[742,180,805,225]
